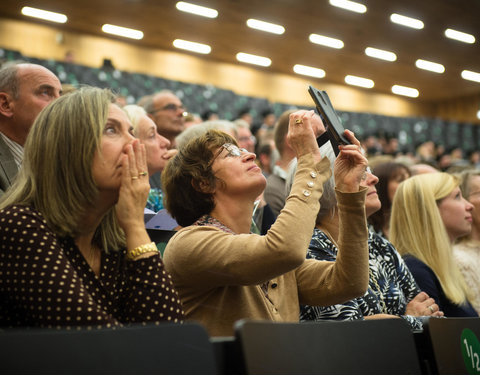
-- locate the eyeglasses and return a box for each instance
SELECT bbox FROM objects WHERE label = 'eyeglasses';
[209,143,249,168]
[149,103,186,114]
[361,166,372,181]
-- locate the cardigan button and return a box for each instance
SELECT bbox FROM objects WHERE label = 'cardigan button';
[303,190,311,197]
[310,171,317,178]
[307,181,314,188]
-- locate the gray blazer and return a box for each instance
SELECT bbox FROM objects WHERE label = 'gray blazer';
[0,135,19,196]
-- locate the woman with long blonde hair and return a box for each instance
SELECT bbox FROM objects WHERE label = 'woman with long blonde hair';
[390,173,477,317]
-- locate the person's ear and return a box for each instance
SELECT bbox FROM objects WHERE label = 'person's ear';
[191,178,215,194]
[0,92,14,118]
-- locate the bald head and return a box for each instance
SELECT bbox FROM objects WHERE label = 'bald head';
[0,64,61,145]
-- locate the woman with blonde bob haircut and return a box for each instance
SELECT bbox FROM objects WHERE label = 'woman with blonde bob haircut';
[390,173,478,317]
[0,87,184,328]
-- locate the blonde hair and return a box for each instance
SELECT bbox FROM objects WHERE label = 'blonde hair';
[390,173,471,305]
[0,86,125,251]
[122,104,146,136]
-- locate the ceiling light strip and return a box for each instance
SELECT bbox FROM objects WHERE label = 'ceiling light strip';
[175,2,218,18]
[445,28,475,44]
[102,24,144,40]
[345,75,374,88]
[392,85,419,97]
[173,39,211,54]
[309,34,344,49]
[329,0,367,13]
[293,64,326,78]
[236,53,271,67]
[461,70,480,83]
[390,13,424,29]
[415,59,445,73]
[21,6,67,23]
[246,19,285,35]
[365,47,397,61]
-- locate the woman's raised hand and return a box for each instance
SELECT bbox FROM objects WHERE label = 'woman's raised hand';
[286,110,326,162]
[333,130,369,193]
[115,139,150,236]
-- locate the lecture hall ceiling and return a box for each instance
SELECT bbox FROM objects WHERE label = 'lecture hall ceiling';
[1,0,480,102]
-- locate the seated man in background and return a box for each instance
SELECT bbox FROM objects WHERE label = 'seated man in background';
[0,63,61,195]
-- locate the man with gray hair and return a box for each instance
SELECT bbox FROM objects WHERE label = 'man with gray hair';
[143,90,186,148]
[0,63,62,195]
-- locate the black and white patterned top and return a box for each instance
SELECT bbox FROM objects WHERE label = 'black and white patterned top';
[0,205,184,329]
[300,228,423,330]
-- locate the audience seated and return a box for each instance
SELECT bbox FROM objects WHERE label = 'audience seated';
[0,63,61,195]
[292,141,441,330]
[453,170,480,314]
[390,173,478,317]
[161,111,370,336]
[123,104,174,212]
[233,119,256,153]
[368,162,411,238]
[0,87,184,328]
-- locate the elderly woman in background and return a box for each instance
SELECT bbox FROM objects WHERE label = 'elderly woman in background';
[161,110,370,336]
[123,104,174,212]
[390,173,478,317]
[296,142,442,330]
[0,87,184,328]
[453,170,480,314]
[368,162,411,238]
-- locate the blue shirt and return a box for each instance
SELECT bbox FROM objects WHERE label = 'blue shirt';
[300,228,423,330]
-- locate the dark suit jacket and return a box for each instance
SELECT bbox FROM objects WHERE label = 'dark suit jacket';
[0,135,19,196]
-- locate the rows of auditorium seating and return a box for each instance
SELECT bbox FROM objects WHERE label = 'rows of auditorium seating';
[2,317,479,374]
[1,47,479,153]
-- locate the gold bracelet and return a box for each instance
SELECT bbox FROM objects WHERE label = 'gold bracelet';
[126,242,158,261]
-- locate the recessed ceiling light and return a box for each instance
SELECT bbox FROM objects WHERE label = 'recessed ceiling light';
[415,59,445,73]
[365,47,397,62]
[173,39,211,54]
[392,85,419,98]
[329,0,366,14]
[101,24,143,40]
[445,28,475,44]
[21,6,67,23]
[175,2,218,18]
[293,64,326,78]
[247,19,284,35]
[309,34,344,49]
[461,70,480,83]
[236,52,271,67]
[345,75,374,88]
[390,13,424,29]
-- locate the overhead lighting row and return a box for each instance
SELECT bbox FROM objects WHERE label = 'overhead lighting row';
[19,4,480,99]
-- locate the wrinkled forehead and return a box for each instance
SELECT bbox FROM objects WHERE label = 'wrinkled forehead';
[154,93,182,106]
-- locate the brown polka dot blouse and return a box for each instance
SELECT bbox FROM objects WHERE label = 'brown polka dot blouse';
[0,205,184,329]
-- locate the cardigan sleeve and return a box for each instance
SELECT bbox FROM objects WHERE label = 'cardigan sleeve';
[164,153,331,288]
[295,188,369,306]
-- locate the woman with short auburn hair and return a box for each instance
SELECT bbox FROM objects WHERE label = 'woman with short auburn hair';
[390,173,478,317]
[162,110,371,337]
[0,87,184,328]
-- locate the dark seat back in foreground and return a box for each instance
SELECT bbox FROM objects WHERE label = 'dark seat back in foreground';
[0,323,218,375]
[418,317,480,375]
[235,319,422,375]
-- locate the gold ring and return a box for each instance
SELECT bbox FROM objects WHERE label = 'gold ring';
[131,176,139,180]
[428,305,434,313]
[295,118,303,124]
[139,171,148,176]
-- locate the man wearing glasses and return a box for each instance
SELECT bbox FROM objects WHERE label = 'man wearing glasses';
[144,90,186,148]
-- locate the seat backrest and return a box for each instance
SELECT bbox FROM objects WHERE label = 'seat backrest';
[0,323,218,375]
[421,317,480,375]
[235,319,422,375]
